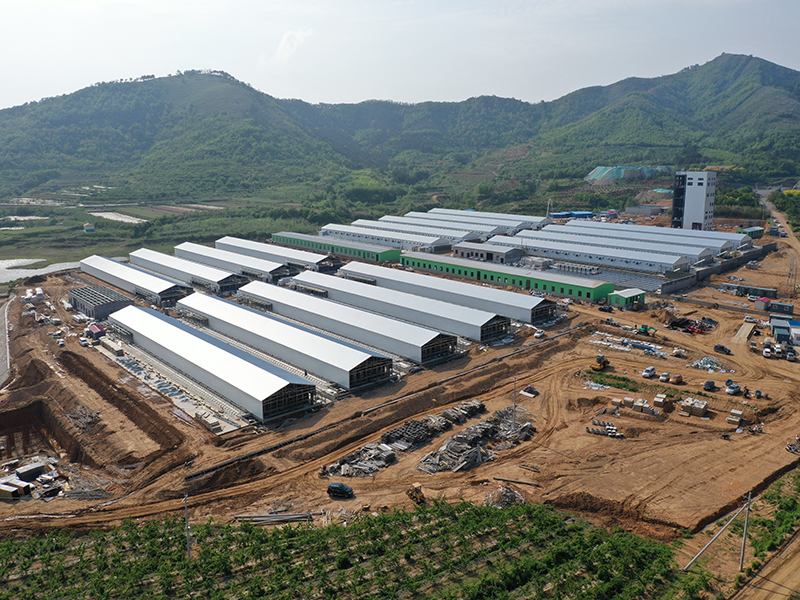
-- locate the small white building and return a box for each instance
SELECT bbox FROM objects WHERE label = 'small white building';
[673,171,716,231]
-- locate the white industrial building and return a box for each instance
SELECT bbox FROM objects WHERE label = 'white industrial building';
[176,293,392,390]
[452,242,526,264]
[174,242,291,282]
[130,248,248,295]
[515,229,713,264]
[428,208,551,230]
[237,281,458,364]
[319,223,451,252]
[338,262,558,323]
[673,171,716,230]
[541,224,732,255]
[107,305,315,421]
[292,271,510,342]
[350,219,482,243]
[566,219,751,248]
[215,236,343,272]
[80,255,192,306]
[487,235,689,273]
[405,211,526,234]
[380,215,504,238]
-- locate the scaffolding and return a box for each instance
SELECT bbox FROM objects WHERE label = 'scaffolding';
[262,383,316,421]
[479,315,512,342]
[421,334,459,364]
[349,356,393,389]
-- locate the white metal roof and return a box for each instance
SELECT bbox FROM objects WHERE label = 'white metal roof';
[177,293,387,374]
[453,241,523,255]
[611,288,647,298]
[516,229,712,262]
[399,252,611,288]
[215,236,331,266]
[542,224,731,253]
[320,223,449,246]
[351,219,479,242]
[130,248,236,285]
[380,215,504,236]
[428,208,550,227]
[489,235,688,269]
[338,262,553,323]
[237,281,453,358]
[174,242,284,278]
[272,231,393,254]
[566,220,752,247]
[108,305,311,410]
[405,211,526,231]
[294,271,500,329]
[80,255,187,296]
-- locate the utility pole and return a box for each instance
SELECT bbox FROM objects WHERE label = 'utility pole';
[512,376,517,430]
[184,493,191,560]
[739,492,752,572]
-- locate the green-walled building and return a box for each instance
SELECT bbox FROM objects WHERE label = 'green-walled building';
[400,253,615,301]
[271,232,402,263]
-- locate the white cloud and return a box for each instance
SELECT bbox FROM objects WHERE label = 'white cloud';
[274,29,314,63]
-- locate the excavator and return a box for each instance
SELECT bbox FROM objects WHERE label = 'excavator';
[637,325,657,336]
[591,353,610,371]
[406,483,426,505]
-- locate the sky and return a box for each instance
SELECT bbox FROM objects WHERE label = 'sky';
[2,0,800,110]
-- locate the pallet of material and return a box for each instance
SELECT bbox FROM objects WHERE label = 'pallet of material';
[623,397,634,408]
[611,398,623,407]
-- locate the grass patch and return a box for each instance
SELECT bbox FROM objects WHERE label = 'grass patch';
[584,370,640,392]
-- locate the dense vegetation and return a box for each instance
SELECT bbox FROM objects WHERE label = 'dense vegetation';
[0,500,712,600]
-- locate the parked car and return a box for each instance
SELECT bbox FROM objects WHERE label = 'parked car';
[659,372,670,382]
[763,348,772,358]
[78,337,89,347]
[669,374,683,385]
[725,383,741,395]
[598,305,614,313]
[642,366,656,378]
[774,346,784,359]
[748,295,758,302]
[787,351,796,362]
[744,316,758,324]
[534,329,545,339]
[714,344,731,355]
[327,482,354,498]
[703,380,715,391]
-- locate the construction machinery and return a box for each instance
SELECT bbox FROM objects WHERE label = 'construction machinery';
[406,483,426,505]
[638,325,657,336]
[591,353,610,371]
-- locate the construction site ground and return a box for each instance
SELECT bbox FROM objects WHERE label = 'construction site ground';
[1,235,800,594]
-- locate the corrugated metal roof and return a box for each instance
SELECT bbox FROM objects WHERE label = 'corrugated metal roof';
[130,248,236,285]
[382,215,504,235]
[489,235,688,268]
[238,281,447,348]
[320,223,449,246]
[406,211,525,230]
[611,288,646,298]
[272,232,392,254]
[294,271,499,328]
[399,252,610,288]
[566,220,751,246]
[428,208,550,227]
[80,255,185,296]
[174,242,284,276]
[177,293,387,372]
[216,236,331,266]
[453,241,522,255]
[350,219,479,242]
[542,224,730,253]
[108,305,311,402]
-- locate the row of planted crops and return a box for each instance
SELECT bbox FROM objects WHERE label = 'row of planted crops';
[1,499,712,600]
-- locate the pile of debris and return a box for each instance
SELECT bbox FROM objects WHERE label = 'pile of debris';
[322,400,485,477]
[66,404,100,433]
[689,356,733,373]
[417,406,534,474]
[484,485,525,509]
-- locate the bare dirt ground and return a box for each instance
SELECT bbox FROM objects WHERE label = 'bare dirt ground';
[2,231,800,591]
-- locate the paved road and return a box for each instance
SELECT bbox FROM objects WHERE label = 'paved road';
[0,294,14,388]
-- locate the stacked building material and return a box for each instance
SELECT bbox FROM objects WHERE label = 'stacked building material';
[633,398,656,415]
[726,409,744,426]
[611,398,623,407]
[623,397,635,408]
[681,397,708,417]
[653,394,667,408]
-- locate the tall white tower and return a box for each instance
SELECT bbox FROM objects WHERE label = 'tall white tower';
[672,171,716,230]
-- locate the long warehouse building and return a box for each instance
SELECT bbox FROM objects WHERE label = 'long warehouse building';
[404,211,526,235]
[271,232,402,263]
[541,224,732,255]
[565,219,753,248]
[292,271,510,342]
[319,223,451,252]
[338,262,558,323]
[380,215,505,238]
[350,219,482,243]
[515,229,713,264]
[400,253,615,301]
[80,255,192,306]
[107,305,315,421]
[130,248,248,295]
[174,242,292,282]
[488,235,689,273]
[176,293,392,390]
[237,281,458,364]
[428,208,551,230]
[215,236,343,272]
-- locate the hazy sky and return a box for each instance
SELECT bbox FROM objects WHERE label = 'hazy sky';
[3,0,799,109]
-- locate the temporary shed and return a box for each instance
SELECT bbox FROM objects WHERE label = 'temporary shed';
[174,242,291,282]
[68,286,134,320]
[130,248,248,295]
[516,229,712,264]
[400,253,615,301]
[215,236,343,272]
[453,242,525,264]
[79,255,192,306]
[319,224,451,252]
[349,219,481,243]
[270,232,402,263]
[542,224,731,255]
[237,281,458,364]
[488,235,689,273]
[607,288,647,307]
[427,208,551,230]
[292,271,510,342]
[107,305,315,421]
[176,293,392,390]
[565,220,752,248]
[338,262,558,323]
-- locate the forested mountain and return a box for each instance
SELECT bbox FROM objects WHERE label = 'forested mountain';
[1,53,799,202]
